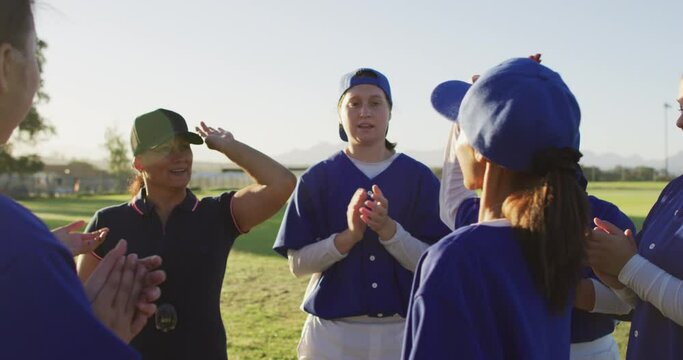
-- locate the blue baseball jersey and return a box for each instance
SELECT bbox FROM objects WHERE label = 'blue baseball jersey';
[0,195,137,359]
[626,175,683,360]
[87,189,241,360]
[454,195,635,343]
[273,151,451,319]
[403,221,572,360]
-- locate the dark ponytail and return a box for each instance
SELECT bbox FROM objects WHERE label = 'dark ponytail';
[502,148,588,312]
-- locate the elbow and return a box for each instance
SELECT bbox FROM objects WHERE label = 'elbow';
[289,266,307,278]
[287,255,308,278]
[275,172,297,205]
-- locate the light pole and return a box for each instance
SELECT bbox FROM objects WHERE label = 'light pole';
[664,102,672,178]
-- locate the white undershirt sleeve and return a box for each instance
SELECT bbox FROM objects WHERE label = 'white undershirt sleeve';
[287,234,347,278]
[590,278,634,314]
[619,254,683,326]
[440,123,477,230]
[380,222,429,272]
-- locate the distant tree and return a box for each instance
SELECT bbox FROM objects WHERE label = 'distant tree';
[104,127,132,178]
[0,39,52,175]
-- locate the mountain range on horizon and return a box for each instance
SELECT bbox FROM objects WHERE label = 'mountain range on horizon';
[270,142,682,175]
[40,142,683,176]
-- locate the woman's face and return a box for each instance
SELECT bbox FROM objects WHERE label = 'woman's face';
[136,137,193,191]
[338,84,390,146]
[455,127,486,190]
[0,25,40,144]
[676,78,683,130]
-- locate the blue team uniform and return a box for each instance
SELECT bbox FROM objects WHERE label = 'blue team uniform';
[453,195,636,344]
[625,175,683,359]
[403,221,572,359]
[0,195,137,359]
[273,151,451,319]
[87,189,241,360]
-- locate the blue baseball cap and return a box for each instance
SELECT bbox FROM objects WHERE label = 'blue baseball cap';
[337,68,392,141]
[431,80,472,122]
[457,58,581,172]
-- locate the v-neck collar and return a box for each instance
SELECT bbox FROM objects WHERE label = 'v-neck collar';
[337,150,404,181]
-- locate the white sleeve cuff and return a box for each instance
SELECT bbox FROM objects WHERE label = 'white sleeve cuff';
[618,254,648,285]
[379,222,408,246]
[590,278,634,314]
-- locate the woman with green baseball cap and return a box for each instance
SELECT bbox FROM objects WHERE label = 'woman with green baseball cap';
[78,108,296,359]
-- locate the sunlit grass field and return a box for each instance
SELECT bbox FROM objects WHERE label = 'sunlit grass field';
[20,181,667,359]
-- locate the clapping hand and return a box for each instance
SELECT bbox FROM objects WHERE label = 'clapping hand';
[84,240,166,343]
[586,218,637,288]
[359,185,397,241]
[51,220,107,256]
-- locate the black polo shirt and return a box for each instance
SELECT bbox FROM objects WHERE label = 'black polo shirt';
[88,188,241,360]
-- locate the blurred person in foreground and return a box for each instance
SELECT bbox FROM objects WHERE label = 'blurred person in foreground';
[0,1,165,359]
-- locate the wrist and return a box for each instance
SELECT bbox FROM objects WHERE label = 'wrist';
[378,220,397,241]
[335,229,362,254]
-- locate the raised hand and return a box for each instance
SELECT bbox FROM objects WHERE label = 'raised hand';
[195,121,235,152]
[51,220,108,256]
[359,185,397,240]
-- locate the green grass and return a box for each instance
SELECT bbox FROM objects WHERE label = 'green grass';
[18,181,668,359]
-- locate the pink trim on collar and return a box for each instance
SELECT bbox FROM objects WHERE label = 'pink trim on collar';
[192,197,199,212]
[130,201,144,215]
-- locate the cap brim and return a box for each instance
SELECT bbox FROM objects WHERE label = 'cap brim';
[145,132,204,153]
[431,80,471,122]
[181,132,204,145]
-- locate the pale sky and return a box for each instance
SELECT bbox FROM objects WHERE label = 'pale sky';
[23,0,683,166]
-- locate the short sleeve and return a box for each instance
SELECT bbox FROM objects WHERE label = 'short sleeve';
[454,197,480,228]
[220,191,242,239]
[410,170,452,245]
[402,243,482,359]
[273,176,322,257]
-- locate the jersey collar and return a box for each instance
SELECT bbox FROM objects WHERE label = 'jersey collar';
[129,188,199,216]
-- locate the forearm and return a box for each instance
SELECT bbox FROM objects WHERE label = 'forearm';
[218,140,294,188]
[440,124,476,230]
[619,254,683,325]
[287,235,347,277]
[380,223,430,272]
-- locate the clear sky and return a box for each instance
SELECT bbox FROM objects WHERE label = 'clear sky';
[25,0,683,165]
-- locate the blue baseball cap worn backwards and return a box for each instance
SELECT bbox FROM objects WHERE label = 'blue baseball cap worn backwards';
[431,80,472,122]
[337,68,392,142]
[435,58,581,172]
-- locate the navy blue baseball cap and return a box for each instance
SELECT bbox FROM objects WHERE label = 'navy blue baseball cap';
[337,68,392,141]
[431,80,472,122]
[455,58,581,172]
[131,108,204,156]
